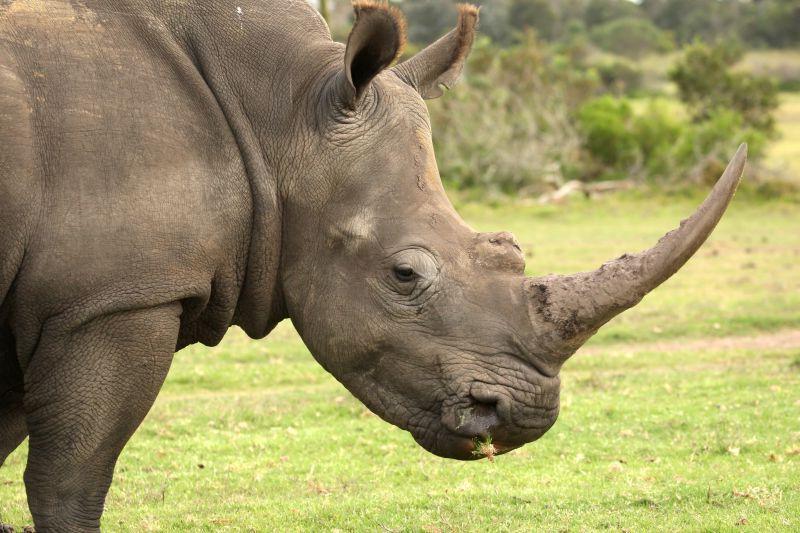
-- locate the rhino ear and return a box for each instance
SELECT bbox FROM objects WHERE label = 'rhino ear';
[341,1,406,107]
[392,4,479,99]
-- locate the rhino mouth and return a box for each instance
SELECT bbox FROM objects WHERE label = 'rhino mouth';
[348,352,560,460]
[410,387,560,460]
[410,422,550,461]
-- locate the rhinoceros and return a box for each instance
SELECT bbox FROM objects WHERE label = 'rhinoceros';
[0,0,746,530]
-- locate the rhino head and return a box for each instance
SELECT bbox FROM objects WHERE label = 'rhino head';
[279,3,746,459]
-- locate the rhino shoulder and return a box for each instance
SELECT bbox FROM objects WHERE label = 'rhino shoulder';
[0,40,40,307]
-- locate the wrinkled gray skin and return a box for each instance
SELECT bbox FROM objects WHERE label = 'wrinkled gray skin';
[0,1,746,530]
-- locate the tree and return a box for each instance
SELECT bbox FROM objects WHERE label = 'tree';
[589,17,674,59]
[401,0,460,44]
[740,0,800,48]
[669,42,779,133]
[584,0,640,27]
[508,0,557,41]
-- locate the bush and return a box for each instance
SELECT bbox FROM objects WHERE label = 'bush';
[508,0,558,41]
[672,109,767,183]
[577,96,638,172]
[584,0,641,27]
[596,59,644,95]
[589,17,674,59]
[631,102,683,177]
[576,96,762,185]
[670,42,779,133]
[425,36,776,195]
[429,34,597,193]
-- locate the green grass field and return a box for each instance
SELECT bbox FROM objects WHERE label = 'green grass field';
[1,183,798,530]
[769,92,800,181]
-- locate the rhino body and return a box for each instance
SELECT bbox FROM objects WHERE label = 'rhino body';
[0,1,745,530]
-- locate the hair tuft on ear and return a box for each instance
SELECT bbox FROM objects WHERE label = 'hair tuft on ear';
[340,1,407,106]
[392,3,479,99]
[454,4,479,60]
[351,0,408,57]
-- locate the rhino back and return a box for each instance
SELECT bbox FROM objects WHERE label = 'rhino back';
[0,1,262,354]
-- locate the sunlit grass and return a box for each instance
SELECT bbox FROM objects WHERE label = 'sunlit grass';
[769,92,800,181]
[459,192,800,345]
[1,190,797,530]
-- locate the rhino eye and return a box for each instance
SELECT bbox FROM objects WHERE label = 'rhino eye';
[393,265,416,283]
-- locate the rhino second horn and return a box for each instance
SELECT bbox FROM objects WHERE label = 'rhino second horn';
[524,143,748,361]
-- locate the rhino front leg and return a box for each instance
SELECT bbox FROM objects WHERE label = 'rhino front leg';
[1,332,27,466]
[0,399,27,467]
[22,303,181,533]
[1,412,27,531]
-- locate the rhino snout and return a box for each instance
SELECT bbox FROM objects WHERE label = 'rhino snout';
[436,379,560,460]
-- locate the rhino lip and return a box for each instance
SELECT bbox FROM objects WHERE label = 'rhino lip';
[426,431,519,461]
[446,400,500,438]
[455,434,522,460]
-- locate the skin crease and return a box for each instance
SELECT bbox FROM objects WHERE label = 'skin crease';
[0,0,745,530]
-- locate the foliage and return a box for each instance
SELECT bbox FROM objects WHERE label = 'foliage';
[577,96,639,171]
[640,0,741,45]
[589,17,674,59]
[508,0,558,41]
[596,59,644,95]
[428,33,779,192]
[584,0,641,27]
[576,96,767,184]
[396,0,800,50]
[396,0,457,45]
[428,34,596,193]
[732,0,800,48]
[670,42,780,133]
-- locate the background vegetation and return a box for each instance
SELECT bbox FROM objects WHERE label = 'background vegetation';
[321,0,800,197]
[2,0,799,530]
[3,193,799,530]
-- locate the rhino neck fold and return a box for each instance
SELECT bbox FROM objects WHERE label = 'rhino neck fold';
[180,0,341,338]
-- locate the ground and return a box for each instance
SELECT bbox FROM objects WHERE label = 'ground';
[1,183,798,530]
[768,92,800,180]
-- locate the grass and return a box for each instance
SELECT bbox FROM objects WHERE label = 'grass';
[738,49,800,91]
[637,48,800,94]
[768,92,800,181]
[1,187,798,531]
[472,436,496,462]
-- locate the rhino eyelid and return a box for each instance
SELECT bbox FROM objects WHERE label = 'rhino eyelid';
[393,265,417,283]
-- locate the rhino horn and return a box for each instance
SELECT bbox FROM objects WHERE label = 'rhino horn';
[524,144,747,362]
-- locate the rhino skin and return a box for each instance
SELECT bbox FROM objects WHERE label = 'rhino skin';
[0,0,745,530]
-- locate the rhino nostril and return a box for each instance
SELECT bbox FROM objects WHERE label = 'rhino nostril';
[448,397,500,439]
[470,398,497,419]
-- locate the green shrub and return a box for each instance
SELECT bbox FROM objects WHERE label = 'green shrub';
[576,95,761,185]
[426,37,777,195]
[577,96,638,172]
[670,42,779,133]
[632,102,683,177]
[589,17,674,59]
[429,34,597,193]
[672,109,767,182]
[596,59,644,95]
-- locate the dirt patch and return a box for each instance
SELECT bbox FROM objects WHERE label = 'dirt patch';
[581,329,800,357]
